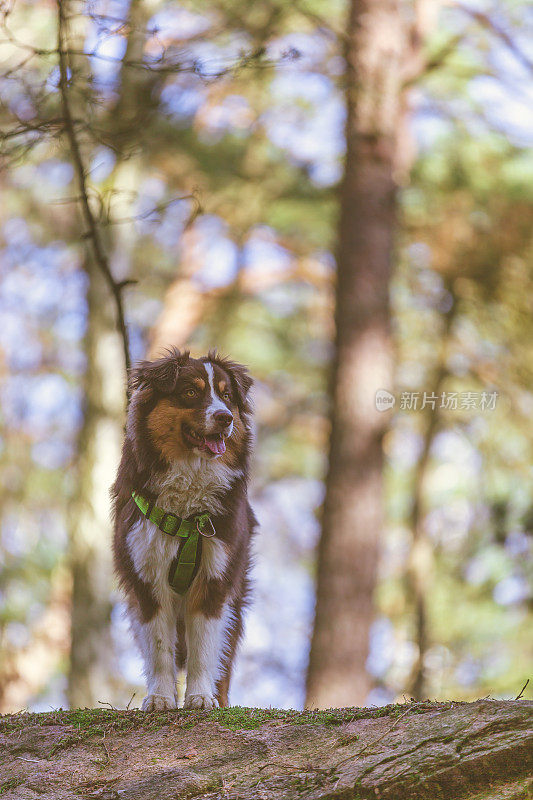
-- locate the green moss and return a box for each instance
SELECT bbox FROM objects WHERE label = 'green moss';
[0,778,24,796]
[0,700,456,742]
[49,733,83,756]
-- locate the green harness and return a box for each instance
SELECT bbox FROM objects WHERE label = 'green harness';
[131,491,215,595]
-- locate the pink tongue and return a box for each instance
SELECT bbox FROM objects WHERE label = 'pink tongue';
[205,436,226,455]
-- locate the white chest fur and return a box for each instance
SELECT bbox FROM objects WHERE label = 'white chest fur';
[127,457,237,605]
[151,457,241,518]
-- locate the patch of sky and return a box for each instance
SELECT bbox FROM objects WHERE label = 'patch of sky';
[132,176,167,233]
[260,284,306,317]
[128,323,148,363]
[243,226,292,278]
[53,310,87,343]
[57,347,87,377]
[412,106,454,152]
[367,616,396,679]
[488,37,533,87]
[263,72,344,186]
[85,0,130,89]
[153,197,194,250]
[493,574,530,606]
[424,644,452,674]
[7,92,35,122]
[148,6,210,45]
[2,513,35,558]
[470,74,533,147]
[267,31,330,71]
[112,601,144,685]
[1,245,85,357]
[434,428,482,471]
[37,159,74,188]
[230,479,321,708]
[199,94,253,138]
[184,34,252,79]
[190,215,239,289]
[426,499,475,549]
[3,329,43,371]
[161,80,203,121]
[314,249,336,272]
[505,531,531,557]
[39,510,68,548]
[32,439,73,470]
[482,647,511,681]
[31,674,68,715]
[417,266,444,299]
[4,622,30,649]
[2,265,58,317]
[386,424,424,468]
[367,686,396,706]
[45,65,60,92]
[1,372,82,434]
[464,546,509,586]
[89,146,116,182]
[3,216,32,247]
[455,656,481,687]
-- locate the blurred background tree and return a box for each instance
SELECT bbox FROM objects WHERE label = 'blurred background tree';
[0,0,531,712]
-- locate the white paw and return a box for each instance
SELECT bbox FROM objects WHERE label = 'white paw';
[141,693,178,712]
[183,693,219,710]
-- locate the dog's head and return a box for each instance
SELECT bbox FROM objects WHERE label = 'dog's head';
[127,349,253,467]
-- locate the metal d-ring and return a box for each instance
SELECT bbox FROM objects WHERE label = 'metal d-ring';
[196,516,216,538]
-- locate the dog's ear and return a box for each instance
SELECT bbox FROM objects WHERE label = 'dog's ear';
[208,351,253,411]
[228,363,253,409]
[129,349,190,395]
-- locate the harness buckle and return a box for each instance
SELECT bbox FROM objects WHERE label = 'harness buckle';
[159,511,181,535]
[196,515,216,538]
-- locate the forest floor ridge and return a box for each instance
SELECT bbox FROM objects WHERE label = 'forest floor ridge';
[0,698,532,799]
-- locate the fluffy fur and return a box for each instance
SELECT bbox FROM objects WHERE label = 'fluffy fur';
[111,349,256,710]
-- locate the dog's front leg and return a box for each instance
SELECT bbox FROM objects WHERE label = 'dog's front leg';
[134,603,179,712]
[184,608,227,709]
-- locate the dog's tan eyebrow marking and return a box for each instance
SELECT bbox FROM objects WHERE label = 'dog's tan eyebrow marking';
[193,377,206,390]
[218,380,227,393]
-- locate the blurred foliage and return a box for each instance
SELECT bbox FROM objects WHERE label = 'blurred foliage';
[0,0,531,710]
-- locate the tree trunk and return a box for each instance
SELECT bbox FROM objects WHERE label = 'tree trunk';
[66,266,125,708]
[306,0,406,708]
[406,301,455,700]
[64,0,149,708]
[1,700,531,799]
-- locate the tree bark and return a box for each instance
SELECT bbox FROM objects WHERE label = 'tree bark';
[64,0,149,708]
[67,265,125,708]
[406,301,455,700]
[306,0,406,708]
[1,700,531,799]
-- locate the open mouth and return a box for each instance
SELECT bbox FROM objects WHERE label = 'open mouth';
[182,423,227,455]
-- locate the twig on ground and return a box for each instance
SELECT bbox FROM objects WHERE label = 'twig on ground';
[98,700,118,710]
[515,679,529,700]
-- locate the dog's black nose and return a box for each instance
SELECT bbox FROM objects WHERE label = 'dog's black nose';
[214,410,233,427]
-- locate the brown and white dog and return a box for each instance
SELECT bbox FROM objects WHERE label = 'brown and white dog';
[111,349,256,711]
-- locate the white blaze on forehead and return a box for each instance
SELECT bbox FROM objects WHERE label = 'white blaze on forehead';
[204,362,233,430]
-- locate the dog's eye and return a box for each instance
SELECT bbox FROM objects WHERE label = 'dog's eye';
[222,392,231,401]
[185,389,197,398]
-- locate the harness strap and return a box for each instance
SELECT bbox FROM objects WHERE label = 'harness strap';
[131,491,214,595]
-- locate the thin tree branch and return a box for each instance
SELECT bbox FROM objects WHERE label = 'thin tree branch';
[459,5,533,74]
[56,0,131,398]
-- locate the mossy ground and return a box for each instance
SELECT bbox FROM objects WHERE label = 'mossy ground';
[0,700,529,800]
[0,778,24,796]
[0,699,449,739]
